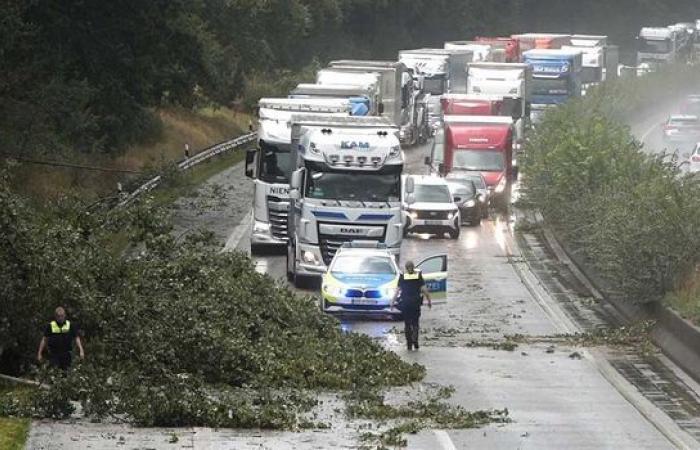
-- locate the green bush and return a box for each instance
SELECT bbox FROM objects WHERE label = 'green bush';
[522,65,700,303]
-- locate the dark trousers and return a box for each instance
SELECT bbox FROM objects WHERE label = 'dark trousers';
[404,314,420,349]
[49,353,72,371]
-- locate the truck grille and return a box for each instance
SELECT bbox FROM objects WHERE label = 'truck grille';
[318,226,386,265]
[267,196,290,240]
[415,210,449,220]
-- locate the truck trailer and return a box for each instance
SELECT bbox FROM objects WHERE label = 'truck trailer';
[522,49,583,122]
[563,35,619,92]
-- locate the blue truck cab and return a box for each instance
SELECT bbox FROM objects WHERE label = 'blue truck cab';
[523,49,583,114]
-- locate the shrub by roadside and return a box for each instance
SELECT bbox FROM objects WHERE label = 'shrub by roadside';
[522,65,700,305]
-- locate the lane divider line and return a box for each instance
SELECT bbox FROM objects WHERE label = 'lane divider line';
[433,430,458,450]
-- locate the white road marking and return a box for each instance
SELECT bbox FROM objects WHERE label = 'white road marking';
[222,211,252,253]
[433,430,458,450]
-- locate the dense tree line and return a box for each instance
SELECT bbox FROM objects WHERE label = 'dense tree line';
[1,0,697,156]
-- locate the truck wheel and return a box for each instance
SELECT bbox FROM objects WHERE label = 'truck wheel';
[449,227,460,239]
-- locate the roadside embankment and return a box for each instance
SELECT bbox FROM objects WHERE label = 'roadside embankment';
[521,64,700,380]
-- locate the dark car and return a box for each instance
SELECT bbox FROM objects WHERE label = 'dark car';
[446,172,490,218]
[447,180,483,226]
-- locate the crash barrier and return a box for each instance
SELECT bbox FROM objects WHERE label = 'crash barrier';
[117,132,256,208]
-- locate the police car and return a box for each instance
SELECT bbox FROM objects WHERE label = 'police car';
[321,241,448,315]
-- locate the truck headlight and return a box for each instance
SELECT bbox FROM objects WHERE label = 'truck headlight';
[253,221,271,233]
[303,251,318,264]
[495,177,507,194]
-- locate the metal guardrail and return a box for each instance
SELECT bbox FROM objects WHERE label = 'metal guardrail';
[117,132,256,208]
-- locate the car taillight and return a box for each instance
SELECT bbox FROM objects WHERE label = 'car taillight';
[692,155,700,162]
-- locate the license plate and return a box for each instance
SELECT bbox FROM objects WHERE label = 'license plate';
[424,220,443,225]
[352,299,378,305]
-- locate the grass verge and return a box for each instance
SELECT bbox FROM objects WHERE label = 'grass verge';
[665,280,700,325]
[0,417,29,450]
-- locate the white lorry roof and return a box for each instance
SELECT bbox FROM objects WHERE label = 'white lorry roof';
[258,98,351,113]
[316,70,380,87]
[523,48,583,57]
[290,114,395,128]
[468,62,530,70]
[640,27,674,40]
[570,35,608,47]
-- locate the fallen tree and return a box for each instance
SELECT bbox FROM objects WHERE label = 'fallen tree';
[0,168,425,427]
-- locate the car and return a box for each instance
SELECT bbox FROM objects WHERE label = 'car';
[688,142,700,173]
[403,175,461,239]
[445,171,490,218]
[447,180,483,226]
[320,242,448,314]
[662,115,700,144]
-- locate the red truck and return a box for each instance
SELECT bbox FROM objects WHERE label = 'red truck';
[511,34,571,58]
[440,95,505,116]
[476,37,520,63]
[428,115,514,203]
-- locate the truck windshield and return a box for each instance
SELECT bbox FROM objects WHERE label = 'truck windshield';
[259,142,292,183]
[453,150,504,172]
[414,184,452,203]
[305,166,401,203]
[639,39,671,53]
[532,78,570,95]
[423,76,446,95]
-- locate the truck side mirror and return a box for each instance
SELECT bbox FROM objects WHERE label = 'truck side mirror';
[245,149,257,179]
[406,194,416,205]
[290,168,304,190]
[453,196,462,203]
[405,176,415,194]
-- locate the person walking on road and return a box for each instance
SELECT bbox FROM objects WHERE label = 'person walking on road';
[37,307,85,371]
[392,261,432,351]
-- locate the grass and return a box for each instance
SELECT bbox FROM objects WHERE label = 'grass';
[665,278,700,325]
[0,380,32,450]
[0,417,29,450]
[10,106,252,201]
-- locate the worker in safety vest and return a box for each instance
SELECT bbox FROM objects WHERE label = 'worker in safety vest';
[392,261,432,351]
[37,307,85,370]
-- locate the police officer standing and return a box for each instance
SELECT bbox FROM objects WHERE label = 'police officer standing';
[37,307,85,371]
[392,261,432,351]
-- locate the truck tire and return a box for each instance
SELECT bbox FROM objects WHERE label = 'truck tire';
[448,227,460,239]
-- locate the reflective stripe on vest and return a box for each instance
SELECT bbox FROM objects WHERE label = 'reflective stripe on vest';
[403,271,421,280]
[50,320,70,334]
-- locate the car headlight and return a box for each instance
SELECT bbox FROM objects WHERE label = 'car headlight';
[253,221,271,233]
[495,177,507,193]
[303,251,318,264]
[323,283,345,297]
[408,210,418,219]
[465,199,476,207]
[447,210,458,220]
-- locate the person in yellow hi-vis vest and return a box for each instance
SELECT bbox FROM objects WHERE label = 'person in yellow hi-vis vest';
[37,307,85,370]
[392,261,432,351]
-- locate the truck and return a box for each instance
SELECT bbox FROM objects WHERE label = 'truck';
[522,49,583,122]
[637,27,679,68]
[512,33,571,57]
[444,41,506,62]
[398,49,473,130]
[289,83,379,116]
[476,36,521,63]
[327,60,418,145]
[245,98,353,254]
[427,115,514,204]
[562,35,618,93]
[285,115,405,287]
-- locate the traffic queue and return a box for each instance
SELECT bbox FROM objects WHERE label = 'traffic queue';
[243,24,700,321]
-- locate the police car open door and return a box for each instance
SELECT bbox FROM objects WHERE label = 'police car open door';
[416,254,447,300]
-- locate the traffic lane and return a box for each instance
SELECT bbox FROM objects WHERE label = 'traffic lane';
[404,346,674,449]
